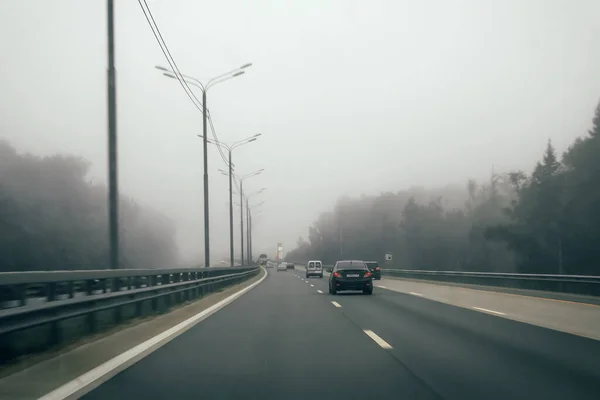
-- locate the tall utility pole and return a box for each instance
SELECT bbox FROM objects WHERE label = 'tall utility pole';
[245,199,265,264]
[239,181,244,265]
[249,211,253,262]
[107,0,119,269]
[227,150,234,266]
[246,197,250,263]
[202,91,209,267]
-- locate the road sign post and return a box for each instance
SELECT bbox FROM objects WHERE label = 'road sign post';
[384,252,393,269]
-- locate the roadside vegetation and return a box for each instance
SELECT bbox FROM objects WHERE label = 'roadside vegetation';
[288,101,600,275]
[0,141,178,271]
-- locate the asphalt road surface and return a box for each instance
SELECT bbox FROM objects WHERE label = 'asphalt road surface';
[83,268,600,400]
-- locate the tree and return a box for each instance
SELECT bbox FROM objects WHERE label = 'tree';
[487,101,600,275]
[289,98,600,276]
[0,139,179,271]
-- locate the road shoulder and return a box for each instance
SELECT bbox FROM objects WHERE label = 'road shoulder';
[375,277,600,341]
[0,268,266,400]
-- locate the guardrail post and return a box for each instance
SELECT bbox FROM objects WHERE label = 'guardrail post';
[112,277,120,292]
[45,282,62,346]
[85,279,94,295]
[148,275,158,313]
[67,281,74,299]
[134,277,142,317]
[17,284,27,307]
[111,277,122,323]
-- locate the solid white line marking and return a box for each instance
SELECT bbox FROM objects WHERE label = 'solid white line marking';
[331,301,342,308]
[317,290,323,294]
[472,306,505,316]
[376,285,387,289]
[409,292,424,297]
[363,330,393,349]
[39,268,268,400]
[310,284,314,287]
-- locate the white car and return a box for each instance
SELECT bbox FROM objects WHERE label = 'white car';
[276,263,287,272]
[306,260,323,278]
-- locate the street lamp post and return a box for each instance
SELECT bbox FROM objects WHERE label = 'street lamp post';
[246,200,266,263]
[240,181,245,265]
[205,135,261,266]
[156,63,252,268]
[234,188,265,265]
[226,170,264,265]
[246,197,250,262]
[107,0,119,269]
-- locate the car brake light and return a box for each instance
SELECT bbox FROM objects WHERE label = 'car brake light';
[333,271,342,278]
[364,271,372,278]
[376,267,380,271]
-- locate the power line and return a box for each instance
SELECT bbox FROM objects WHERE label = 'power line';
[207,111,231,166]
[137,0,201,110]
[138,0,230,167]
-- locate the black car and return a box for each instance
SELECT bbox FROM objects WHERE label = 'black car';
[364,261,382,280]
[286,262,295,270]
[328,260,373,295]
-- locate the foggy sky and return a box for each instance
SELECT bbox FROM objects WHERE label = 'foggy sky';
[1,0,599,264]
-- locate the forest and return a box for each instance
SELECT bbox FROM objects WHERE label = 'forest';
[0,140,179,271]
[287,101,600,276]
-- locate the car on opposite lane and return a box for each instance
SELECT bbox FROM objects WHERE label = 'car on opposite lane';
[329,260,373,295]
[364,261,382,280]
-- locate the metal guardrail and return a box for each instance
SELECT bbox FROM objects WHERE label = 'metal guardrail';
[380,269,600,296]
[0,266,259,364]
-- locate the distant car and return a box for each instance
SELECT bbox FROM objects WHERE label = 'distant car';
[266,261,273,268]
[329,260,373,295]
[286,262,295,270]
[258,254,268,266]
[277,263,287,272]
[305,260,323,278]
[364,261,381,280]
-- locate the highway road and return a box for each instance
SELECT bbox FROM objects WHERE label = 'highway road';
[82,268,600,400]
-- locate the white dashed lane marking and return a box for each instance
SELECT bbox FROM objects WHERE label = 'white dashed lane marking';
[363,330,393,349]
[472,306,505,316]
[331,301,342,308]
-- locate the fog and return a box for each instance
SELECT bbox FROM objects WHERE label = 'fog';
[1,0,599,265]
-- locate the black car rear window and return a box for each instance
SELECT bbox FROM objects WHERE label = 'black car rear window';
[335,261,367,270]
[365,262,379,268]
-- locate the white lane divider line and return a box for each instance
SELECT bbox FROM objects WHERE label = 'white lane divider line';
[38,266,269,400]
[310,284,314,287]
[409,292,424,297]
[317,290,323,294]
[363,330,393,350]
[472,306,505,316]
[331,301,342,308]
[376,285,387,289]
